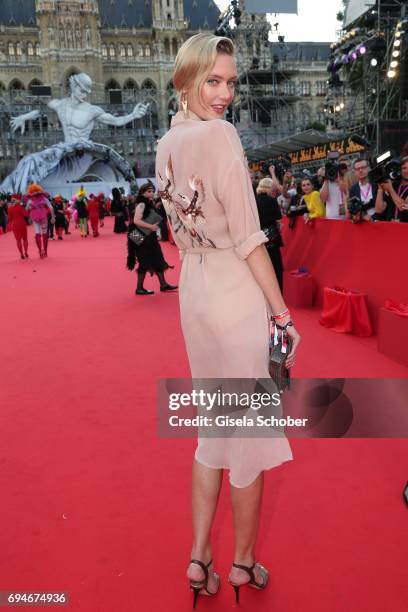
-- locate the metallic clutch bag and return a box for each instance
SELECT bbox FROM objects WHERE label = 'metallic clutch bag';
[128,227,146,246]
[269,330,292,394]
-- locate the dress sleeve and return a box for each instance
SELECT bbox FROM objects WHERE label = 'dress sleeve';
[134,202,145,222]
[213,121,268,260]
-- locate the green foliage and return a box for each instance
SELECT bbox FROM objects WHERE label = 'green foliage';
[305,122,326,132]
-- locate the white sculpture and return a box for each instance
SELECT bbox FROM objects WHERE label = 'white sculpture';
[1,73,149,194]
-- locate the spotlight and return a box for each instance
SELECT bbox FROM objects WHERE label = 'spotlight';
[387,69,396,78]
[359,45,367,54]
[390,60,399,68]
[395,31,402,38]
[392,50,400,58]
[351,51,357,60]
[340,102,345,109]
[370,58,378,67]
[335,105,341,111]
[394,39,401,47]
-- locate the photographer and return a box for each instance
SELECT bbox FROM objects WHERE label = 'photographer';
[255,177,284,290]
[375,157,408,223]
[319,163,347,220]
[286,179,308,228]
[269,164,295,214]
[348,159,377,222]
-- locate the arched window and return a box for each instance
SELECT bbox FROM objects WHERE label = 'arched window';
[9,79,25,91]
[124,79,138,90]
[109,44,116,58]
[8,43,15,56]
[29,79,43,92]
[138,44,143,57]
[102,44,107,58]
[127,43,133,57]
[105,79,121,91]
[141,79,157,92]
[35,43,40,56]
[171,38,178,56]
[16,43,23,56]
[145,44,151,57]
[119,43,126,58]
[27,43,34,56]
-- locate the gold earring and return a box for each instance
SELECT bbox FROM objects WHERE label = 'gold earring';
[181,93,189,119]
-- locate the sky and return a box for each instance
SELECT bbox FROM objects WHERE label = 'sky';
[215,0,344,43]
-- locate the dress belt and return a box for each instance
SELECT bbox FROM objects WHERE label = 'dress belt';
[183,246,234,255]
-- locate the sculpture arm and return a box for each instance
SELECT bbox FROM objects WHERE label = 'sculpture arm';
[10,110,41,134]
[95,102,150,127]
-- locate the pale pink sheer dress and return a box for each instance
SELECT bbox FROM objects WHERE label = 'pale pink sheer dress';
[155,110,293,487]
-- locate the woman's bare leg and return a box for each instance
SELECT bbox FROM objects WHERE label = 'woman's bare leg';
[187,460,223,591]
[229,472,265,585]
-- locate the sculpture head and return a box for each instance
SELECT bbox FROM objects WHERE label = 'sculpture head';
[69,73,93,103]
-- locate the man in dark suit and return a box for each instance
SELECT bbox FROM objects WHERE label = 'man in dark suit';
[348,158,378,222]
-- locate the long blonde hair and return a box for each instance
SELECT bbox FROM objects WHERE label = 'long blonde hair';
[173,33,235,108]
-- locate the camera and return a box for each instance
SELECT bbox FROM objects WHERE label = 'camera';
[324,150,349,182]
[348,195,364,216]
[368,151,401,185]
[261,155,292,181]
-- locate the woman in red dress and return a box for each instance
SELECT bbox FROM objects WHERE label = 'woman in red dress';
[87,194,100,237]
[7,193,29,259]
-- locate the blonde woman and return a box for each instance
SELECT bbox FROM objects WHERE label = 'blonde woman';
[155,33,301,607]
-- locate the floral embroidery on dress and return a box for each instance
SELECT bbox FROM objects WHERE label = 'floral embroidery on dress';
[157,154,216,248]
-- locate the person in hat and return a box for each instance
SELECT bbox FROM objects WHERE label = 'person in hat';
[26,183,55,258]
[74,186,89,237]
[7,193,29,259]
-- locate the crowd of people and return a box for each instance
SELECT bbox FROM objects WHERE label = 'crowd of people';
[1,180,178,295]
[250,155,408,225]
[248,154,408,292]
[2,154,407,296]
[1,185,110,258]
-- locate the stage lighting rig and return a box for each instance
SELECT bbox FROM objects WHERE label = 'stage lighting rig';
[215,0,242,37]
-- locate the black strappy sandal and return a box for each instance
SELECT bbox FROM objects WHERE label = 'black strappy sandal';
[229,561,269,604]
[188,558,220,609]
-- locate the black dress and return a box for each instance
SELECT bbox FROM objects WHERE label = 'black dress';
[111,195,128,233]
[256,192,284,291]
[54,202,66,229]
[131,196,172,275]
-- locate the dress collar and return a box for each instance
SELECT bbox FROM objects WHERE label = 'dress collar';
[170,109,203,127]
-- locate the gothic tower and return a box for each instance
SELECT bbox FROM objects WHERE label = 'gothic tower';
[35,0,103,98]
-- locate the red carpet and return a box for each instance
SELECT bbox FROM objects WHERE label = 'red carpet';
[0,220,407,611]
